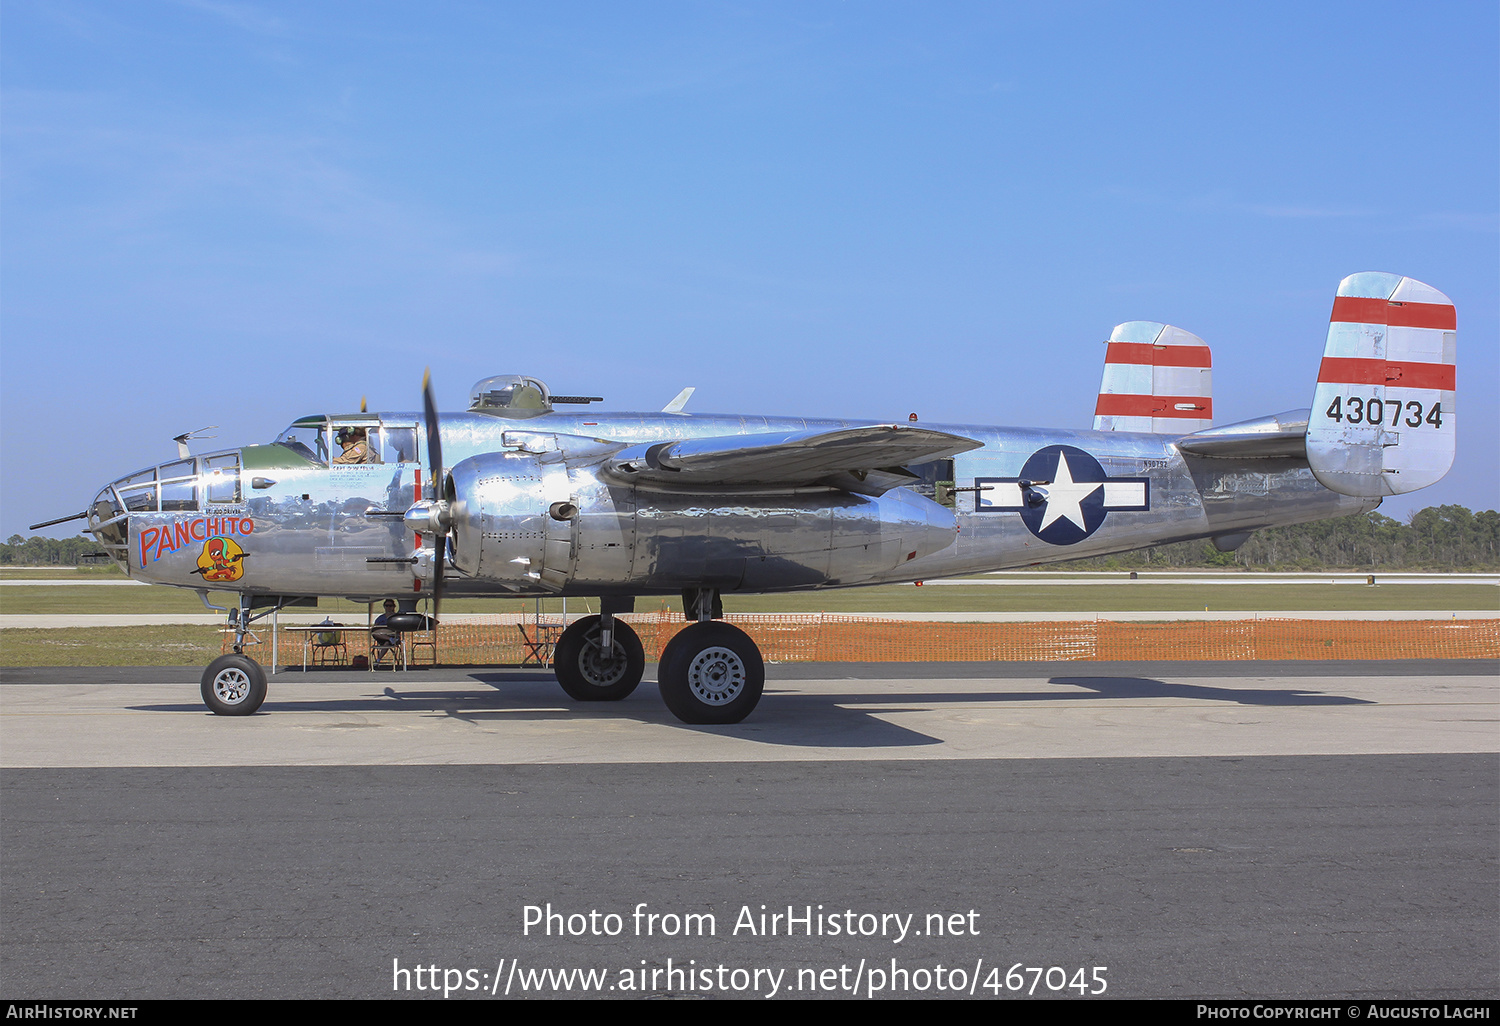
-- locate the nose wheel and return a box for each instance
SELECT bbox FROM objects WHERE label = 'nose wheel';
[200,654,267,715]
[657,621,764,724]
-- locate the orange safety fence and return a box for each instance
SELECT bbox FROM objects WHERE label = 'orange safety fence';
[227,609,1500,665]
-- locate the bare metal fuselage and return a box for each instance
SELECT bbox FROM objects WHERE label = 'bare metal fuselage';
[100,409,1373,604]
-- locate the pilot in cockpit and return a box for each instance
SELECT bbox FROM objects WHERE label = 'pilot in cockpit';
[333,427,373,464]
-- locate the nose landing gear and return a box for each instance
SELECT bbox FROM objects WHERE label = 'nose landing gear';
[196,593,279,715]
[201,653,267,715]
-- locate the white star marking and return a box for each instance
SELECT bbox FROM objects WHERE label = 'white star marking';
[1037,452,1102,532]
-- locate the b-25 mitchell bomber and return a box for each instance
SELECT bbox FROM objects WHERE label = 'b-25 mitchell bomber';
[35,272,1457,724]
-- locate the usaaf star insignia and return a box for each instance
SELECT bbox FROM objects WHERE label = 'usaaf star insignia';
[973,445,1150,545]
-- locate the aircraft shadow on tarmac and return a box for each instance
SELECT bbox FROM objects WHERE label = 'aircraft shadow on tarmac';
[127,671,1374,750]
[1045,675,1375,707]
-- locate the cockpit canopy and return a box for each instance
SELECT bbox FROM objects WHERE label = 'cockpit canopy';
[87,451,245,562]
[468,375,552,417]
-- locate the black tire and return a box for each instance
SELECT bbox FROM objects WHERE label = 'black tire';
[657,621,764,725]
[656,627,688,676]
[201,654,267,716]
[554,615,645,701]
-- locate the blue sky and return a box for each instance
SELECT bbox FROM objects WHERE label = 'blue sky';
[3,1,1496,540]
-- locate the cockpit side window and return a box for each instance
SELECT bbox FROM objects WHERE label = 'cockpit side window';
[378,425,418,463]
[275,419,330,465]
[203,454,241,503]
[331,421,382,465]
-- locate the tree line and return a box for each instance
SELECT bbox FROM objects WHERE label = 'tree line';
[5,504,1498,570]
[1,534,114,567]
[1059,505,1500,571]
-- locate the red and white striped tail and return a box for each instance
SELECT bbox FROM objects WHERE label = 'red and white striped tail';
[1093,321,1212,433]
[1307,272,1456,497]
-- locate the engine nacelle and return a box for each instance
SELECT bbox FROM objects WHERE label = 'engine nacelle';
[446,448,959,592]
[447,450,561,587]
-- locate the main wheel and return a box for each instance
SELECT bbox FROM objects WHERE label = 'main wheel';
[554,615,645,701]
[200,654,267,716]
[658,621,764,725]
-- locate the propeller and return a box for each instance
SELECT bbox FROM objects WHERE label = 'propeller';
[367,371,450,620]
[421,368,446,621]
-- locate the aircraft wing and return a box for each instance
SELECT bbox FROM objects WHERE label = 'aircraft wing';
[609,425,983,494]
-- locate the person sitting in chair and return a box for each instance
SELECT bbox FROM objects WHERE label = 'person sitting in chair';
[372,600,399,646]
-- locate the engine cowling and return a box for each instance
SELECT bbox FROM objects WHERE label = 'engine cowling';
[447,450,562,587]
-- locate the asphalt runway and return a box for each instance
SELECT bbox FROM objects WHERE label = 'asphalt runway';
[2,660,1495,1000]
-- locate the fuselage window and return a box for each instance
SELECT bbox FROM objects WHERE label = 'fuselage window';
[203,454,242,504]
[907,459,958,508]
[117,469,157,513]
[333,423,380,464]
[275,421,330,465]
[379,426,418,464]
[159,459,199,512]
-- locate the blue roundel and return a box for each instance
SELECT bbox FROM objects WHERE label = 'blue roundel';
[1018,445,1112,545]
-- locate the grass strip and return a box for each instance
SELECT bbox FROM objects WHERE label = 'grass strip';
[4,583,1495,615]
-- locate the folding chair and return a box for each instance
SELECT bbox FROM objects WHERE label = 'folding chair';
[407,623,438,666]
[310,630,347,667]
[517,623,558,666]
[370,632,405,670]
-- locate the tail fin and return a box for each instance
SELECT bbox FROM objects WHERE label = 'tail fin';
[1306,273,1456,497]
[1093,321,1212,433]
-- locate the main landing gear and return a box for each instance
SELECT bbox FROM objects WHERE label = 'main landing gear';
[657,619,764,724]
[553,614,646,701]
[549,591,767,724]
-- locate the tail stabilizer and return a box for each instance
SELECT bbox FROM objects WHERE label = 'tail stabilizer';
[1093,321,1212,433]
[1306,273,1456,497]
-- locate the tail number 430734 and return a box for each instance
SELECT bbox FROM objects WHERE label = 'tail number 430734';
[1325,396,1443,429]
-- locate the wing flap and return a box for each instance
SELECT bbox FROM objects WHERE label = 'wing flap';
[609,425,982,492]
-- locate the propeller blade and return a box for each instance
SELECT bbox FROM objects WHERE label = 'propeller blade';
[432,533,444,622]
[421,368,446,621]
[422,368,444,493]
